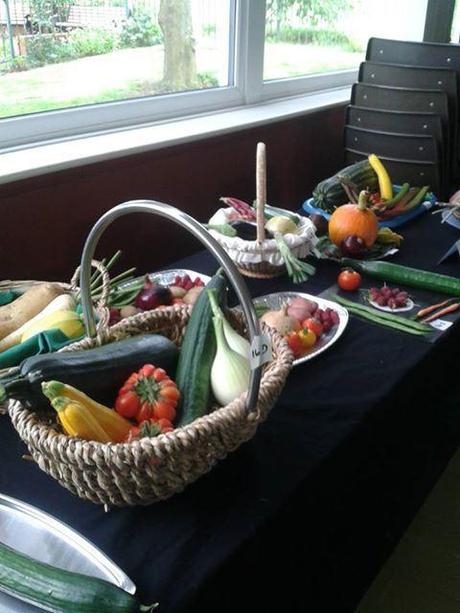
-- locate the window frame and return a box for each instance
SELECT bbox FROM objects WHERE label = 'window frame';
[0,0,439,151]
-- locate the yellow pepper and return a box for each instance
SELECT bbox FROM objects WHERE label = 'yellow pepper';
[368,154,393,201]
[43,381,131,443]
[51,396,112,443]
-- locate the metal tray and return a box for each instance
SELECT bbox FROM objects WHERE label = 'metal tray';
[121,268,211,291]
[251,292,348,366]
[0,493,135,612]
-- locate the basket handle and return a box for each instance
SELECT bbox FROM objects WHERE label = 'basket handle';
[256,142,266,244]
[78,200,265,414]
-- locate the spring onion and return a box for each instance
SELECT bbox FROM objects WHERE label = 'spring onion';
[274,233,316,284]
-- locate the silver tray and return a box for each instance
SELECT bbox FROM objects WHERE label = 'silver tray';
[120,268,211,291]
[250,292,348,366]
[0,493,135,612]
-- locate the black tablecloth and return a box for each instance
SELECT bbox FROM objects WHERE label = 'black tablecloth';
[1,211,459,613]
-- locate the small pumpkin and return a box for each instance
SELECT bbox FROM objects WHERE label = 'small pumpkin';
[329,191,379,248]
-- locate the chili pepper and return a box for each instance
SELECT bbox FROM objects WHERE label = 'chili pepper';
[115,364,180,424]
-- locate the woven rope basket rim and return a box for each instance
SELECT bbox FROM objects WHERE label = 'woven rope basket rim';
[8,305,293,506]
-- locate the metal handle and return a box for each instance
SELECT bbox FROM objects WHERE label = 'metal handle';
[79,200,264,413]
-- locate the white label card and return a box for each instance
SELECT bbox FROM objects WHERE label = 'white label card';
[249,334,273,369]
[429,319,453,331]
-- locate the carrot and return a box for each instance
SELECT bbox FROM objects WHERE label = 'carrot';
[422,302,460,323]
[416,298,455,319]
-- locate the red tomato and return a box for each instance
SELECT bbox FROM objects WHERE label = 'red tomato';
[302,317,323,338]
[338,269,362,291]
[115,390,140,419]
[153,402,177,422]
[286,331,304,358]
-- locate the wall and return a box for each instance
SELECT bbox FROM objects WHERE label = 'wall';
[0,104,345,282]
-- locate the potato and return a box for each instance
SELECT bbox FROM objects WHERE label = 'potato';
[183,286,204,305]
[0,283,64,341]
[169,285,187,299]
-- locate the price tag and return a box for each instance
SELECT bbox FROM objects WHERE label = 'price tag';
[249,334,273,370]
[429,319,453,331]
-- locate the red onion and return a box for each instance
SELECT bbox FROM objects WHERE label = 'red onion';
[135,277,172,310]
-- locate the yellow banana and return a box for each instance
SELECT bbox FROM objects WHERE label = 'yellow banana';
[368,154,393,200]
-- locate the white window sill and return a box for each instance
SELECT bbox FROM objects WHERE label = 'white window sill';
[0,87,350,186]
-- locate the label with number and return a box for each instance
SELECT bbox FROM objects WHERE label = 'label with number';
[249,333,273,369]
[429,319,453,331]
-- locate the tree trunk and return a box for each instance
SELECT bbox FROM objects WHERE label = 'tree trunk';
[159,0,197,92]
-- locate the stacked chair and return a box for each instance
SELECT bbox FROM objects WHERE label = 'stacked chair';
[344,37,460,199]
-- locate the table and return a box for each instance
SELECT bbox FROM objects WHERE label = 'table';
[1,210,459,613]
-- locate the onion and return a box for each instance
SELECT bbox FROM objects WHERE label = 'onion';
[286,297,317,323]
[260,304,300,335]
[134,277,172,310]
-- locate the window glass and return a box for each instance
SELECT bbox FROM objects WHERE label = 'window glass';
[451,0,460,42]
[0,0,232,119]
[264,0,429,81]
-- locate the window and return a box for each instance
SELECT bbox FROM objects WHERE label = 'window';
[0,0,440,150]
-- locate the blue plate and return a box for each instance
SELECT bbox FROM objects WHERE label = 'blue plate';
[302,187,437,229]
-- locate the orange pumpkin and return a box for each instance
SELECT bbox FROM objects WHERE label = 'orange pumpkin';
[329,191,378,248]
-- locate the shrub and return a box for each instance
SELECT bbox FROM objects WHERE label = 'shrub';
[197,71,219,88]
[119,8,162,48]
[266,26,363,51]
[25,34,72,67]
[67,27,119,57]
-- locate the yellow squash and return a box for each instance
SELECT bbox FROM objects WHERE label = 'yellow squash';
[368,154,393,200]
[21,310,83,342]
[42,381,131,443]
[51,397,112,443]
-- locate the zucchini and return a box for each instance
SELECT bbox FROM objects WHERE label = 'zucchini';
[0,334,179,406]
[175,271,226,427]
[342,259,460,297]
[313,160,378,213]
[0,541,149,612]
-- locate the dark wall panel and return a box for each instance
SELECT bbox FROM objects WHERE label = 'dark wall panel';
[0,105,344,281]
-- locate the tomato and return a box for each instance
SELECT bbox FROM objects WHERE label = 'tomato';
[286,331,304,358]
[153,401,177,422]
[115,364,180,424]
[298,328,317,349]
[157,418,174,433]
[115,390,140,419]
[337,269,362,291]
[302,317,323,338]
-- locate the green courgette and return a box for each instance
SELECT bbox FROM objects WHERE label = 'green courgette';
[175,271,226,427]
[342,259,460,297]
[0,541,153,612]
[0,334,179,406]
[312,160,379,213]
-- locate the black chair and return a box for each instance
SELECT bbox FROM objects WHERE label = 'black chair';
[359,61,458,172]
[345,149,442,195]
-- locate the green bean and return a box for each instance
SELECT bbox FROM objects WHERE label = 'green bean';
[331,294,431,335]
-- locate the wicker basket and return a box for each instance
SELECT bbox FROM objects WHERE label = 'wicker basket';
[8,200,293,507]
[209,142,316,279]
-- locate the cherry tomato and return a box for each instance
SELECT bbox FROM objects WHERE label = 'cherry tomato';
[286,331,304,358]
[337,269,362,291]
[115,390,140,419]
[302,317,323,338]
[298,328,317,349]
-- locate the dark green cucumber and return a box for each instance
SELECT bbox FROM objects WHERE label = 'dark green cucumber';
[342,259,460,296]
[175,272,226,427]
[0,334,178,406]
[313,160,378,212]
[0,541,149,612]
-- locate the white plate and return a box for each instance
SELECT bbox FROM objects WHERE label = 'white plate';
[368,298,415,313]
[0,493,135,612]
[119,268,211,291]
[248,292,348,366]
